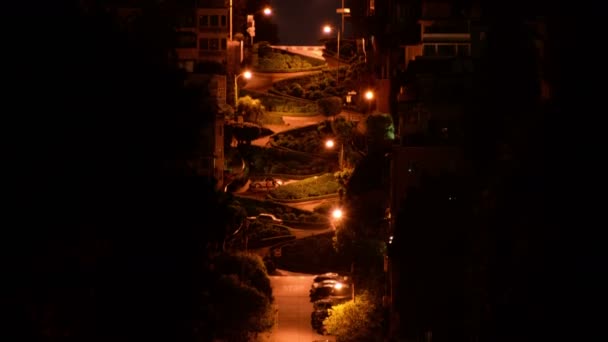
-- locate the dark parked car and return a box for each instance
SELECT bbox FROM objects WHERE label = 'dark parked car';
[311,272,343,290]
[309,279,352,302]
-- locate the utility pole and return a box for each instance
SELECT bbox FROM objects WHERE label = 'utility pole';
[229,0,233,41]
[341,0,345,33]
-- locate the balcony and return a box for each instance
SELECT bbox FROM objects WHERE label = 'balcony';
[421,21,470,42]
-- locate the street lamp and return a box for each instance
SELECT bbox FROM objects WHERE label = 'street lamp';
[247,6,273,45]
[325,138,344,170]
[332,208,343,220]
[234,70,252,107]
[322,25,341,84]
[364,89,374,113]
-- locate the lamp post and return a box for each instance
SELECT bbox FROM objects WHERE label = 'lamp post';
[325,138,344,170]
[329,207,355,302]
[323,25,341,84]
[234,70,252,107]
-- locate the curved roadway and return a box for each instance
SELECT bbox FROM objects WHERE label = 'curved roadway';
[241,64,351,342]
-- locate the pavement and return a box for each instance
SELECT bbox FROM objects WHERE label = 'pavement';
[263,273,336,342]
[252,114,326,147]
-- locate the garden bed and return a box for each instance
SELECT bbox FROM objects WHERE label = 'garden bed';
[268,173,341,201]
[255,44,326,73]
[269,122,335,155]
[239,145,334,176]
[234,196,329,225]
[240,89,318,114]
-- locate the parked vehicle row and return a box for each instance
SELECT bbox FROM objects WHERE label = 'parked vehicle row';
[309,272,352,335]
[249,177,283,190]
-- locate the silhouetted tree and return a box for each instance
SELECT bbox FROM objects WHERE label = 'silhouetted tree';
[4,3,271,341]
[318,96,343,119]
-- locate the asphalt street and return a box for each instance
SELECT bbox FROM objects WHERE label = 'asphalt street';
[266,271,336,342]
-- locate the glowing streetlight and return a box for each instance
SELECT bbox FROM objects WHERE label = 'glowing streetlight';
[322,25,341,83]
[325,138,344,170]
[332,208,343,220]
[234,70,252,107]
[247,7,273,45]
[364,90,375,114]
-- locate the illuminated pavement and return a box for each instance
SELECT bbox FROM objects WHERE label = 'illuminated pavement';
[267,272,335,342]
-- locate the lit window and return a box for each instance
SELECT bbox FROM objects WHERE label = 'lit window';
[407,162,418,173]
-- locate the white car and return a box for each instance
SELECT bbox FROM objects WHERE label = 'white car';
[247,213,283,225]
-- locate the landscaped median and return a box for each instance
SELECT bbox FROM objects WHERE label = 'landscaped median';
[267,173,341,201]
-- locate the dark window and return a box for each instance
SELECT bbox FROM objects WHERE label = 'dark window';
[176,32,196,48]
[209,38,219,50]
[177,14,195,28]
[199,38,209,50]
[437,44,456,56]
[221,15,227,27]
[220,38,227,50]
[210,15,219,27]
[457,45,470,56]
[199,15,208,26]
[423,44,436,56]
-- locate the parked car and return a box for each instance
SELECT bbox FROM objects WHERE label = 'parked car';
[311,272,343,290]
[250,177,282,190]
[311,299,333,335]
[309,279,352,302]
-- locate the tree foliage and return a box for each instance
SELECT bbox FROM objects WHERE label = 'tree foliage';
[205,252,276,341]
[237,95,265,124]
[324,292,383,342]
[361,113,395,146]
[231,122,264,145]
[318,96,343,118]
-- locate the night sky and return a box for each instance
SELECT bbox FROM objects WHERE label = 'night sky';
[273,0,347,45]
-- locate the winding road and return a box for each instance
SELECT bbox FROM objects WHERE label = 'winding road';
[240,64,354,342]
